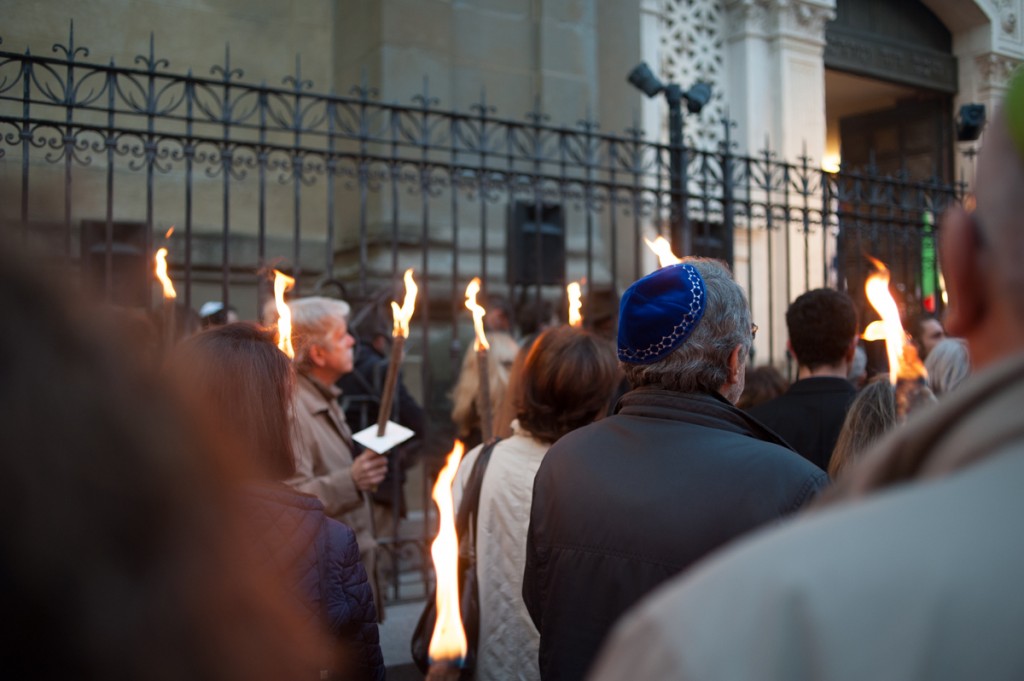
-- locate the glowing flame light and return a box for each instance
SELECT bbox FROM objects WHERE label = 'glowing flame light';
[273,270,296,359]
[862,256,926,385]
[164,226,175,239]
[465,278,490,351]
[644,236,682,268]
[391,268,419,339]
[154,248,177,299]
[567,281,583,327]
[861,320,887,342]
[428,440,469,663]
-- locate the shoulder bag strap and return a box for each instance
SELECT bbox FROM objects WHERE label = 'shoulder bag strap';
[455,438,501,551]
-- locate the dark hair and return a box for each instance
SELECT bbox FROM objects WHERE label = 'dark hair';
[786,288,858,370]
[487,294,512,317]
[356,310,392,343]
[515,326,619,443]
[517,298,555,337]
[909,312,939,338]
[737,365,789,410]
[173,323,296,480]
[908,312,945,359]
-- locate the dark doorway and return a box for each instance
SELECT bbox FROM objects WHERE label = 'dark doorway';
[839,95,953,181]
[824,0,957,331]
[825,0,956,94]
[825,0,956,180]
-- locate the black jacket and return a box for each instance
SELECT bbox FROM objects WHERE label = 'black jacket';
[747,376,856,472]
[523,388,829,681]
[242,482,385,681]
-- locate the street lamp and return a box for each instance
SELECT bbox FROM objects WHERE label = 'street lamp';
[627,62,711,258]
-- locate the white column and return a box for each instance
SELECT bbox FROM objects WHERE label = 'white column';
[724,0,834,369]
[921,1,1024,188]
[723,0,834,158]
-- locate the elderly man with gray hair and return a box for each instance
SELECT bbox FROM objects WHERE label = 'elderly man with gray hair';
[522,258,827,681]
[287,296,388,618]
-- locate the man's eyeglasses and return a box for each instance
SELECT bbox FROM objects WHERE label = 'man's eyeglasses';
[750,323,758,341]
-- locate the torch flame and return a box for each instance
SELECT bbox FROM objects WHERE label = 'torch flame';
[428,440,469,663]
[861,256,927,385]
[465,278,490,351]
[567,281,583,327]
[164,226,175,239]
[154,248,177,299]
[273,269,296,359]
[644,236,682,268]
[391,268,418,339]
[861,320,887,342]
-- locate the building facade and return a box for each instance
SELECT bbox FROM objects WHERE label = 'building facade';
[3,0,1020,369]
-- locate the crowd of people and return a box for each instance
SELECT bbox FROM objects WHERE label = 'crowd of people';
[6,68,1024,681]
[587,75,1024,681]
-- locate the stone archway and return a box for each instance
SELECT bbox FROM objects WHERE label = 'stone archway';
[922,0,1021,187]
[824,0,958,182]
[921,0,1009,106]
[825,0,957,95]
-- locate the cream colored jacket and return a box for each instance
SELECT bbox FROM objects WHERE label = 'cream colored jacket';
[455,421,549,681]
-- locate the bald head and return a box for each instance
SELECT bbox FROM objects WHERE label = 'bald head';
[978,109,1024,230]
[940,93,1024,369]
[974,108,1024,313]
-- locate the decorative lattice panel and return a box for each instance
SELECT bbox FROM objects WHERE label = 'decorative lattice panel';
[658,0,727,149]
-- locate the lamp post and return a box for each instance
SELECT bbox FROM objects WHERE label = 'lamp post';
[665,82,688,257]
[628,63,711,259]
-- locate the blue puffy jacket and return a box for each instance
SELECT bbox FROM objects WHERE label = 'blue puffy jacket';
[243,481,385,681]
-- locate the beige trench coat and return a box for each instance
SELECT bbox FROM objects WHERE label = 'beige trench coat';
[289,372,381,616]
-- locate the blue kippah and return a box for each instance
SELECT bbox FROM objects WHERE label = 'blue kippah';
[617,263,707,364]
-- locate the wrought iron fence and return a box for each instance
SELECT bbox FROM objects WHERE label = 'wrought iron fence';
[0,26,966,602]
